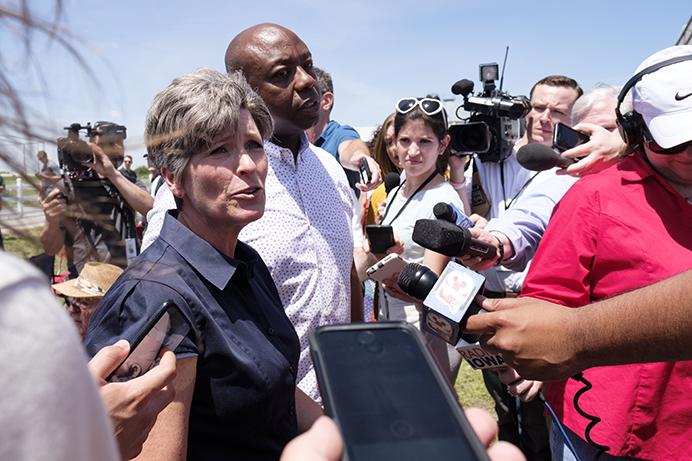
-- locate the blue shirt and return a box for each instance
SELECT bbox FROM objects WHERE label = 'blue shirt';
[315,120,362,189]
[85,212,300,461]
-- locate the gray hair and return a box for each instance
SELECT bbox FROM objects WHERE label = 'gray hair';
[313,66,333,95]
[571,83,620,125]
[144,68,273,183]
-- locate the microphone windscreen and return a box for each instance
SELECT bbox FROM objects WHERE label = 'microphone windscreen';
[397,263,424,294]
[451,79,474,96]
[397,262,438,301]
[433,202,456,223]
[412,219,467,257]
[517,143,575,171]
[384,172,401,195]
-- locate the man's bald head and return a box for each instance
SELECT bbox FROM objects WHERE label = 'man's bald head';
[223,23,320,140]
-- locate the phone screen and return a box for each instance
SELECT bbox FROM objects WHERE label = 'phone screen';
[108,301,189,382]
[312,326,486,461]
[553,123,589,152]
[365,225,395,254]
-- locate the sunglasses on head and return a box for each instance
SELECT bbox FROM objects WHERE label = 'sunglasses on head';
[396,97,448,127]
[643,127,692,155]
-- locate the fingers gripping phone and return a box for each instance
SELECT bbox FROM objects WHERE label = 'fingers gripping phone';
[366,253,406,283]
[553,122,590,152]
[310,323,489,461]
[107,301,190,382]
[365,224,396,254]
[359,157,372,184]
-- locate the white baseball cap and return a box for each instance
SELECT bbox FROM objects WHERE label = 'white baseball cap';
[632,45,692,149]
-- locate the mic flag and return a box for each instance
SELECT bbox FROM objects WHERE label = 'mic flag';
[454,339,507,370]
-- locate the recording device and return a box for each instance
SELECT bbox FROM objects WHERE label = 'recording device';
[384,172,401,194]
[397,262,484,345]
[366,224,396,254]
[552,122,590,152]
[310,322,490,461]
[358,157,372,184]
[448,59,530,162]
[412,219,496,261]
[432,202,473,229]
[57,122,127,183]
[107,301,190,382]
[516,143,577,171]
[366,253,407,283]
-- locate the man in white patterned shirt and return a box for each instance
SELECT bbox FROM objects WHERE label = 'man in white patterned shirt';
[143,23,366,403]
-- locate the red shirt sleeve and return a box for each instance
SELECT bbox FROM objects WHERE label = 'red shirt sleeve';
[520,181,601,307]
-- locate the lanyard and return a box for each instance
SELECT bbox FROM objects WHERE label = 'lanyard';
[381,171,437,226]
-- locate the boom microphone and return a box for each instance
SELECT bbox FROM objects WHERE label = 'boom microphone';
[451,79,475,97]
[516,143,576,171]
[412,219,496,260]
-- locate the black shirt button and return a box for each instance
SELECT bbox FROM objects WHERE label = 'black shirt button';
[268,327,275,335]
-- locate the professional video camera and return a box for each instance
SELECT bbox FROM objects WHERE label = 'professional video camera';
[57,122,127,182]
[448,63,530,163]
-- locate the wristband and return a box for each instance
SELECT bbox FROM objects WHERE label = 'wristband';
[490,233,504,265]
[449,179,466,190]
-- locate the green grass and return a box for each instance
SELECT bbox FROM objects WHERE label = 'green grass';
[2,227,43,258]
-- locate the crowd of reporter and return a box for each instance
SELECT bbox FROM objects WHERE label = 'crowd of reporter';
[2,9,691,460]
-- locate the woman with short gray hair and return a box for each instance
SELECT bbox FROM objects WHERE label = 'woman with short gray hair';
[85,68,309,460]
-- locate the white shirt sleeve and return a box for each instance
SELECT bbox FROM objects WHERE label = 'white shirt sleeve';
[142,181,178,251]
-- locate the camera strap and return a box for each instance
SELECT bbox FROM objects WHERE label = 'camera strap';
[381,171,437,226]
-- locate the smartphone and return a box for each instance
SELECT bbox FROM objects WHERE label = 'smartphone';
[359,157,372,184]
[365,224,396,254]
[552,122,590,152]
[310,323,489,461]
[107,301,190,382]
[366,253,407,283]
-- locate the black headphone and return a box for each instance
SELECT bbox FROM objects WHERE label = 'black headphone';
[616,53,692,146]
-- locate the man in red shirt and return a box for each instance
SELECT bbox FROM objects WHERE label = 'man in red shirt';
[518,45,692,460]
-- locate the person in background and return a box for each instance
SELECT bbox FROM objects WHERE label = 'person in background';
[51,261,123,338]
[36,149,61,199]
[118,154,137,183]
[366,112,399,225]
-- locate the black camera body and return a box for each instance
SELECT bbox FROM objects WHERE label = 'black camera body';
[57,123,96,182]
[449,63,530,163]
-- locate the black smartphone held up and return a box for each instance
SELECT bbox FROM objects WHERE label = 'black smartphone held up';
[310,323,490,461]
[107,301,190,382]
[359,157,372,184]
[365,224,396,254]
[552,122,590,152]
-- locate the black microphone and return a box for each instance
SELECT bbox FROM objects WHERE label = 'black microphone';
[396,262,438,301]
[412,219,496,260]
[384,172,400,195]
[451,79,474,97]
[397,262,486,346]
[516,143,576,171]
[432,202,473,228]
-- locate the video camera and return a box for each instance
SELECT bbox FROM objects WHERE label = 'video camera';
[448,63,530,163]
[57,121,127,182]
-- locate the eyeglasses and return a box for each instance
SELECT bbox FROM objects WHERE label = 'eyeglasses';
[396,97,448,127]
[643,127,692,155]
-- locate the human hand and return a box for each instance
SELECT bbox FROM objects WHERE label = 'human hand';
[459,228,502,271]
[88,340,176,460]
[381,272,420,305]
[469,213,488,229]
[497,367,543,402]
[557,123,626,177]
[448,154,470,180]
[85,142,118,179]
[281,411,525,461]
[354,155,382,192]
[40,188,67,222]
[464,296,581,381]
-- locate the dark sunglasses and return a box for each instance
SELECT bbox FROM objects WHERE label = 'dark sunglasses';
[65,297,99,314]
[396,97,448,127]
[643,127,692,155]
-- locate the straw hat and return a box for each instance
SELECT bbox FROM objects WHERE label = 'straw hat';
[52,261,123,298]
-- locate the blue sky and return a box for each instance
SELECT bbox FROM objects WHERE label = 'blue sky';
[3,0,690,168]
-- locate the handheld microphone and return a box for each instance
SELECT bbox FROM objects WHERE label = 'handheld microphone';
[383,172,401,195]
[412,219,496,260]
[516,143,576,171]
[432,202,473,229]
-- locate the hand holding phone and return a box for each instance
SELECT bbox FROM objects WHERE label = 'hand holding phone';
[365,224,396,254]
[359,157,372,184]
[366,253,406,283]
[310,323,489,461]
[553,122,590,153]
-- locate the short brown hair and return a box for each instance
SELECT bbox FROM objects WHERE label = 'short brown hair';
[530,75,583,99]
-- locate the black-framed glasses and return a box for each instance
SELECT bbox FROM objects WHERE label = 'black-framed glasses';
[643,126,692,155]
[65,297,99,314]
[396,97,448,127]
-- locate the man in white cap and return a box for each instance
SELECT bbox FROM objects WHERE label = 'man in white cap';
[505,45,692,460]
[52,261,123,338]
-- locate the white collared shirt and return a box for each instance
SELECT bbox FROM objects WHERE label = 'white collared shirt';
[142,138,354,401]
